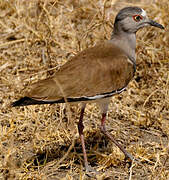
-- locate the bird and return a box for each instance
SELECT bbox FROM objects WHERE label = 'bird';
[12,6,164,172]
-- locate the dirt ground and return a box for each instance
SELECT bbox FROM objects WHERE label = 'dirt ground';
[0,0,168,179]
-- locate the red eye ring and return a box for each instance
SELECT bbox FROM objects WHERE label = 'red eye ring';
[133,15,143,22]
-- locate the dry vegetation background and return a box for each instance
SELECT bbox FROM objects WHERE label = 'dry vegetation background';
[0,0,168,179]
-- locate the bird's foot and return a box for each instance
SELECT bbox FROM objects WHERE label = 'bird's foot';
[85,163,99,177]
[124,152,142,166]
[124,151,135,161]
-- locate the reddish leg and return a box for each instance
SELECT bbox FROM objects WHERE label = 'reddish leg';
[100,113,134,161]
[78,104,89,169]
[78,104,98,174]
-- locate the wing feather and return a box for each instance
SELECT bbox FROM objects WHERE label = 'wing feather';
[27,41,135,101]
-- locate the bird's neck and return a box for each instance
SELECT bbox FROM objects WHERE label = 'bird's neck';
[111,31,136,62]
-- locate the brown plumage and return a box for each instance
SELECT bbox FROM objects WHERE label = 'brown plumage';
[27,42,134,102]
[12,6,164,173]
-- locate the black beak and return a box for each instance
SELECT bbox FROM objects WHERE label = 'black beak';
[149,20,164,29]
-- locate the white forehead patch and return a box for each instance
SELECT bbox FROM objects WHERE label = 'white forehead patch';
[141,9,147,17]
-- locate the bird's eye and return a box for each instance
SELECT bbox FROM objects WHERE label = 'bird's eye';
[133,15,143,22]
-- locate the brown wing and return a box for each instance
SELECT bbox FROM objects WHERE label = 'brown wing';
[27,41,135,101]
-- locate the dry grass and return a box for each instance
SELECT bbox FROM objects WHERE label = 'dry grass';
[0,0,168,179]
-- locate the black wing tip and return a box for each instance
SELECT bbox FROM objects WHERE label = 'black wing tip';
[11,97,49,106]
[11,97,33,107]
[11,97,64,107]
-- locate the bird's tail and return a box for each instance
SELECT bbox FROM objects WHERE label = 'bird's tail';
[11,97,51,107]
[11,96,67,107]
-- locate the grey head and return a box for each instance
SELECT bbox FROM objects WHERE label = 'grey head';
[114,6,164,34]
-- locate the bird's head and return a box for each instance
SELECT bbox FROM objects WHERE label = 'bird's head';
[114,7,164,34]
